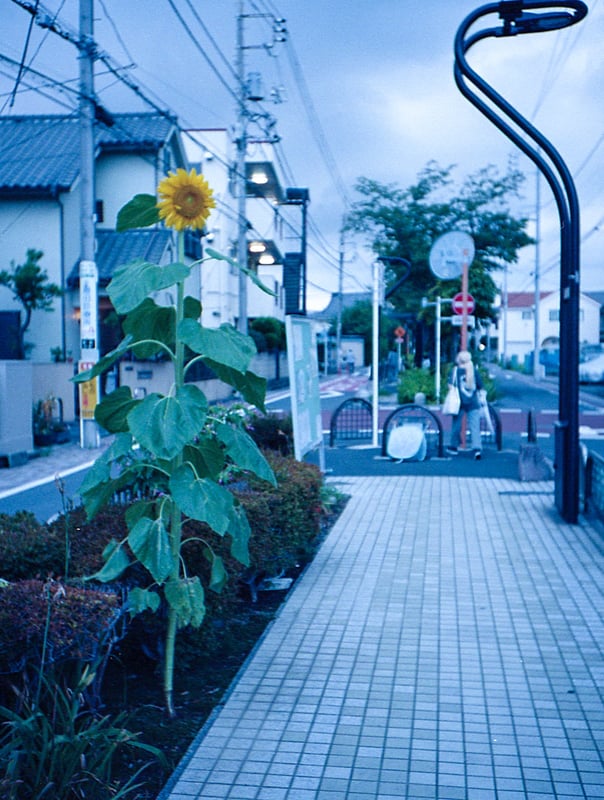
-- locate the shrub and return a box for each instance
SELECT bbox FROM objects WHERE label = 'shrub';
[245,412,293,455]
[0,580,122,679]
[0,512,64,580]
[397,367,437,404]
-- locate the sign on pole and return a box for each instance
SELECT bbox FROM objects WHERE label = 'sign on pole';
[429,231,475,280]
[452,292,475,314]
[285,316,324,467]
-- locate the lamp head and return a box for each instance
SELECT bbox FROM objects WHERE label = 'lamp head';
[498,1,587,36]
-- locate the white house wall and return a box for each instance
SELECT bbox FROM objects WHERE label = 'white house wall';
[499,290,601,363]
[96,152,160,230]
[0,199,66,360]
[185,130,239,329]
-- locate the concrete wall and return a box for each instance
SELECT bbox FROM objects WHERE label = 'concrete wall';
[119,352,288,405]
[32,362,77,422]
[0,361,33,459]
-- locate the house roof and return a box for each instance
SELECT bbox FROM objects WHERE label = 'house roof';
[507,291,553,308]
[311,291,372,321]
[586,291,604,307]
[67,228,172,289]
[0,113,180,196]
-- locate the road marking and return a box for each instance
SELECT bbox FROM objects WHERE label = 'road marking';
[0,460,96,501]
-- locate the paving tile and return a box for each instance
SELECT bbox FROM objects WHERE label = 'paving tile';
[158,477,604,800]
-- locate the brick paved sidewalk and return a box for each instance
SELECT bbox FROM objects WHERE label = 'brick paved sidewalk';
[159,476,604,800]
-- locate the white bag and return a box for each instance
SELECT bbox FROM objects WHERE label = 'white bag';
[387,423,427,461]
[442,384,461,415]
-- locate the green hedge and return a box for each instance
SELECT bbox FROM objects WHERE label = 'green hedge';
[0,451,325,677]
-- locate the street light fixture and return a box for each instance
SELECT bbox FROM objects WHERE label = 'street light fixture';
[282,188,310,315]
[454,0,587,524]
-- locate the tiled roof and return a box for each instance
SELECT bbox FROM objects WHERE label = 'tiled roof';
[67,228,172,288]
[507,291,553,308]
[0,113,178,194]
[311,291,372,321]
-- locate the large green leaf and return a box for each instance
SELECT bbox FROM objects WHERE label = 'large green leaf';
[183,440,225,480]
[204,548,228,593]
[178,320,256,373]
[78,433,134,517]
[108,260,190,314]
[127,587,161,616]
[204,360,267,411]
[89,539,131,582]
[170,464,233,534]
[184,296,202,320]
[72,336,134,383]
[95,387,140,433]
[123,298,175,358]
[216,422,276,486]
[127,385,208,460]
[165,577,205,628]
[127,516,175,584]
[116,193,160,232]
[227,504,251,567]
[205,247,277,296]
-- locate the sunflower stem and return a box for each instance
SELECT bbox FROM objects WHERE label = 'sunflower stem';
[163,230,186,718]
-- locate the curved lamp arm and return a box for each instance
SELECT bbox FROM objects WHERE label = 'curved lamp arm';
[453,0,588,523]
[454,1,586,259]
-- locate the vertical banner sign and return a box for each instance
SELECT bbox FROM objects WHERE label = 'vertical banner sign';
[78,361,98,420]
[285,316,323,464]
[79,260,98,352]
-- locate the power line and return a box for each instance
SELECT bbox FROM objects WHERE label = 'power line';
[8,0,39,108]
[164,0,240,105]
[4,0,345,300]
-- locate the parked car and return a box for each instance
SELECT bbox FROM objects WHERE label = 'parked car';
[579,352,604,383]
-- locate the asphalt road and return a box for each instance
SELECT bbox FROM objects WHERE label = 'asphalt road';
[2,367,603,520]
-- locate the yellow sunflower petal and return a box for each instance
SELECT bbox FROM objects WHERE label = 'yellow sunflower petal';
[156,168,216,231]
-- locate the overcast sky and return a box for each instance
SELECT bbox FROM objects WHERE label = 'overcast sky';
[1,0,603,310]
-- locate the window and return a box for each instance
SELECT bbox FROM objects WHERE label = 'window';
[95,200,104,224]
[522,310,533,320]
[549,310,560,322]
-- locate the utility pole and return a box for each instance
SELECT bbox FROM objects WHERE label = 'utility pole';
[235,0,248,335]
[78,0,100,447]
[234,3,285,335]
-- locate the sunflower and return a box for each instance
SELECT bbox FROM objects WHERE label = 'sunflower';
[157,168,216,231]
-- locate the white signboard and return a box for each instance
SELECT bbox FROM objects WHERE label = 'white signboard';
[285,316,324,464]
[429,231,475,280]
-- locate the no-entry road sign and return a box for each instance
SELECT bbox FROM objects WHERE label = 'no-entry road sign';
[452,292,475,315]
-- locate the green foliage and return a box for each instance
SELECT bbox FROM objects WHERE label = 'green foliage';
[335,300,390,364]
[248,317,286,352]
[71,207,276,716]
[0,249,62,354]
[397,367,438,404]
[245,412,293,455]
[0,667,165,800]
[346,162,534,332]
[396,360,497,406]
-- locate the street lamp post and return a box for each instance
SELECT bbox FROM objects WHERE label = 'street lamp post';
[422,296,453,403]
[454,0,587,524]
[371,256,411,447]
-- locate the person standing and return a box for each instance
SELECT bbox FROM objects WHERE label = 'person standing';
[446,350,484,459]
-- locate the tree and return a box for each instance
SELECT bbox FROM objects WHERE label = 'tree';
[249,317,286,352]
[346,161,534,329]
[0,249,62,357]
